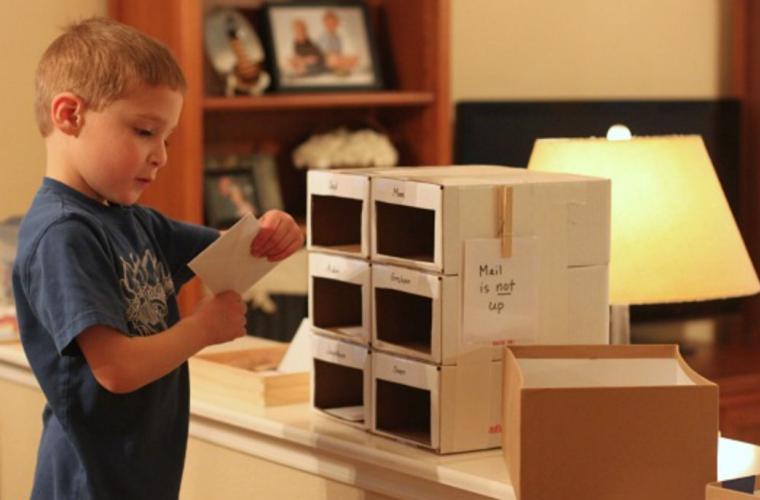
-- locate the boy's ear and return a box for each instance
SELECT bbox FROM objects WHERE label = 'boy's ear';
[50,93,86,136]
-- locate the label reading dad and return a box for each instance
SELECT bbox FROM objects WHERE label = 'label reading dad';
[463,237,538,345]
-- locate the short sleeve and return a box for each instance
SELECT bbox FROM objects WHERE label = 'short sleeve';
[138,208,219,288]
[23,217,129,354]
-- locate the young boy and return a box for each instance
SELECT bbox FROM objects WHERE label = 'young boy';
[12,17,303,499]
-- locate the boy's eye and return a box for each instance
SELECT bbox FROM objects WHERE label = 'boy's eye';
[134,128,153,137]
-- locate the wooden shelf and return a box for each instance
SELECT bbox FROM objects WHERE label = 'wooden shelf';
[204,91,435,111]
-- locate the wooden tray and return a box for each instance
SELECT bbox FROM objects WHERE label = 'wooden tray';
[190,337,310,411]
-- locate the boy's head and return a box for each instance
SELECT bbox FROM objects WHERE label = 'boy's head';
[35,17,186,137]
[323,11,339,32]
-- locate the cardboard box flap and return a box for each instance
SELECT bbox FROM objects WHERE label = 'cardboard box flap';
[508,343,678,359]
[370,165,607,186]
[506,344,713,388]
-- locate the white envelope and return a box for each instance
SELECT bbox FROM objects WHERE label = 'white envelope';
[188,214,278,295]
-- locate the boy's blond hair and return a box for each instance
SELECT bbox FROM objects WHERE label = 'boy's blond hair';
[35,17,186,137]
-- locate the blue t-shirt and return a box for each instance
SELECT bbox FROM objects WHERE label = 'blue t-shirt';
[12,178,218,500]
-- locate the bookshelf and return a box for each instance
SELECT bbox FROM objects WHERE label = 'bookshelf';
[108,0,452,312]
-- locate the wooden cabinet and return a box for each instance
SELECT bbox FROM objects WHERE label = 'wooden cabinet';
[108,0,452,312]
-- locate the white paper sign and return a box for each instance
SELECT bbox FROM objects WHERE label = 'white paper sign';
[188,214,278,295]
[462,237,539,345]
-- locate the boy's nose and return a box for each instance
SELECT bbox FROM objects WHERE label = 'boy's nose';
[148,143,168,168]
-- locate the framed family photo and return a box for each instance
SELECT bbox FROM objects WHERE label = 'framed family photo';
[263,2,383,91]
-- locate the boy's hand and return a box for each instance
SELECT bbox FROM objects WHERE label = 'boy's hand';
[250,210,304,261]
[191,291,247,346]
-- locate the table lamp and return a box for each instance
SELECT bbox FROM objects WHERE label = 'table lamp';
[528,132,760,343]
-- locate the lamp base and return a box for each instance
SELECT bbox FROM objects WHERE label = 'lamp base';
[610,304,630,344]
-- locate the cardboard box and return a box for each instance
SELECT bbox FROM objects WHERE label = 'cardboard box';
[308,252,370,344]
[189,337,310,412]
[307,169,372,257]
[372,262,609,364]
[707,477,760,498]
[371,350,502,453]
[312,333,371,428]
[370,165,610,275]
[503,344,718,500]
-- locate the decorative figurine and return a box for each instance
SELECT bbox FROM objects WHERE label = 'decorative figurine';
[205,8,270,96]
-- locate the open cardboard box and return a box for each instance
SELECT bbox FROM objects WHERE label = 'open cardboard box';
[369,165,610,275]
[312,333,371,428]
[189,336,310,412]
[307,169,374,258]
[308,252,370,344]
[371,349,502,453]
[707,477,760,498]
[503,344,718,500]
[372,262,609,365]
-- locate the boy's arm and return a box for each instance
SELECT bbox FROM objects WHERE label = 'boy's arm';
[77,291,246,394]
[77,210,302,394]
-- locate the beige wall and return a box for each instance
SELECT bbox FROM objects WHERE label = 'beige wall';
[452,0,734,101]
[0,0,733,218]
[0,0,106,219]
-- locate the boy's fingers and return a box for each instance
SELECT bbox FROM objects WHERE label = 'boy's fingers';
[267,238,303,262]
[251,216,282,255]
[218,290,242,302]
[256,224,290,256]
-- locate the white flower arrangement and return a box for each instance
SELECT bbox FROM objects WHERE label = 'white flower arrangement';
[292,128,398,169]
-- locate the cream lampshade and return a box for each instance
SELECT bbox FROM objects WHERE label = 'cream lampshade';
[528,134,760,342]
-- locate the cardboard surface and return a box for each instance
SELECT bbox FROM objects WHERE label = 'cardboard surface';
[503,344,718,500]
[372,349,502,453]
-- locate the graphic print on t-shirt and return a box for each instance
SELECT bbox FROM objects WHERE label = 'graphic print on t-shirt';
[119,250,175,336]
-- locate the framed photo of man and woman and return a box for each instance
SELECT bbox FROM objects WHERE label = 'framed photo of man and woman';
[263,2,383,91]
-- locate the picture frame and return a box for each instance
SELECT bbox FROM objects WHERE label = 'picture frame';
[203,169,260,229]
[263,2,383,92]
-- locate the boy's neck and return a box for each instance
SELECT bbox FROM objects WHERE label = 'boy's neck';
[45,138,108,205]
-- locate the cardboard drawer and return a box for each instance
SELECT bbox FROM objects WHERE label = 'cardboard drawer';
[307,169,371,258]
[312,333,371,428]
[371,350,502,454]
[308,252,370,344]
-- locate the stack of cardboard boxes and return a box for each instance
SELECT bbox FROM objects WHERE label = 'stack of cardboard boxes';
[306,165,611,453]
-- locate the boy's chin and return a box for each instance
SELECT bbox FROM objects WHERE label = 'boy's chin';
[106,191,142,207]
